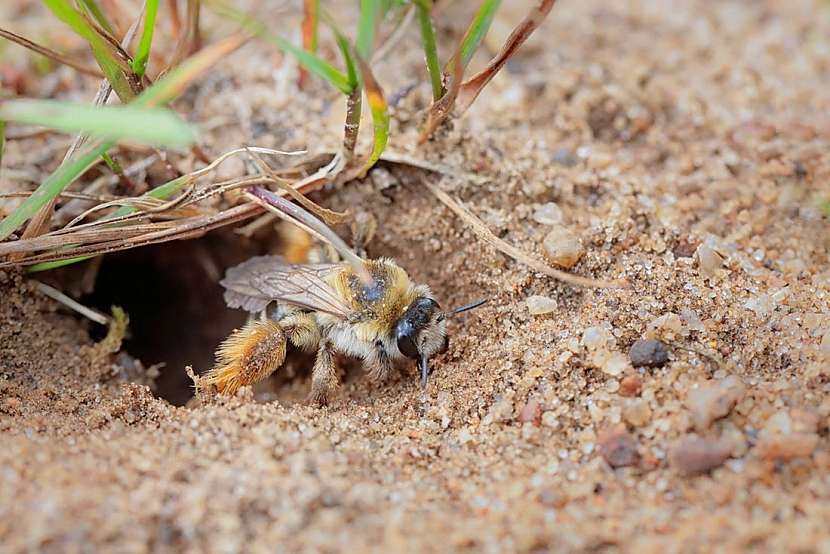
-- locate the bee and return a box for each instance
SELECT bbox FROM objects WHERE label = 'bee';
[200,211,485,406]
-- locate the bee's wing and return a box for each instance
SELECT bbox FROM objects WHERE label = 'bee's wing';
[220,255,354,319]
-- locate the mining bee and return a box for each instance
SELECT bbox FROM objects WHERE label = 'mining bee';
[200,197,486,405]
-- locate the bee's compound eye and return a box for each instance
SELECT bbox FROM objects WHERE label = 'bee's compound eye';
[396,333,419,359]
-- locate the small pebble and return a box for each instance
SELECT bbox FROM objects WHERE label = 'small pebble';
[597,424,640,468]
[623,399,652,427]
[519,398,542,426]
[757,433,819,461]
[541,412,560,429]
[532,203,564,225]
[696,244,725,279]
[542,226,585,269]
[582,326,614,350]
[551,147,576,166]
[599,352,630,377]
[0,270,8,284]
[526,295,558,315]
[629,339,669,368]
[685,376,745,431]
[619,375,642,397]
[669,435,732,476]
[647,313,683,338]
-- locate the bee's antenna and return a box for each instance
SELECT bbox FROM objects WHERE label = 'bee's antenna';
[448,298,488,316]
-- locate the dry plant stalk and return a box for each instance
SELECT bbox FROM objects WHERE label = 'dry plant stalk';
[456,0,556,114]
[420,180,624,289]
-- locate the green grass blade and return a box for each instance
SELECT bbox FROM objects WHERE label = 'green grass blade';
[0,37,241,242]
[356,0,380,59]
[78,0,115,35]
[320,10,359,89]
[0,99,198,147]
[133,33,245,108]
[42,0,137,101]
[132,0,159,77]
[210,1,353,94]
[356,57,389,174]
[0,141,113,241]
[414,0,442,100]
[27,256,95,272]
[459,0,501,68]
[26,174,192,272]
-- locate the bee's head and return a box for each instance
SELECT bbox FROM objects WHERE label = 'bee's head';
[394,297,487,388]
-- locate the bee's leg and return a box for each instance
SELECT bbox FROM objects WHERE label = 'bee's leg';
[308,340,338,406]
[350,211,377,259]
[280,312,321,352]
[201,320,287,395]
[364,342,392,383]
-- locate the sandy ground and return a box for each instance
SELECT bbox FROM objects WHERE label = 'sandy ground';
[2,0,830,552]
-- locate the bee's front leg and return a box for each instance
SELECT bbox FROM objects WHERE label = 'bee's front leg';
[364,342,392,383]
[308,339,338,406]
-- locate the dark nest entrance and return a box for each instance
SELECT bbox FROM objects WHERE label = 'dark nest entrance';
[83,232,258,405]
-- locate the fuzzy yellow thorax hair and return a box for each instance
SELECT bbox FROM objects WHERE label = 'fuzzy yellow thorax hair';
[329,259,419,339]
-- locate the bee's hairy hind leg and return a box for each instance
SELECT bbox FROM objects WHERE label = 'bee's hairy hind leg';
[308,339,338,406]
[201,320,288,395]
[201,315,321,396]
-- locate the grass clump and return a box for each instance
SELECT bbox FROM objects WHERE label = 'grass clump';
[0,0,556,272]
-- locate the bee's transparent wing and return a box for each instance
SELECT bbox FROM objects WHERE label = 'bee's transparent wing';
[221,255,354,319]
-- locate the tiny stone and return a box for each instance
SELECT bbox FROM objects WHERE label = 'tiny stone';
[696,244,725,279]
[551,147,577,167]
[647,313,683,338]
[541,411,560,429]
[582,326,614,350]
[629,339,669,368]
[757,433,819,461]
[600,352,630,377]
[680,308,705,332]
[619,375,642,397]
[0,270,8,284]
[532,202,563,225]
[685,376,746,431]
[542,226,585,269]
[526,295,558,315]
[597,424,640,468]
[669,435,732,476]
[519,398,542,426]
[623,399,652,427]
[490,396,515,424]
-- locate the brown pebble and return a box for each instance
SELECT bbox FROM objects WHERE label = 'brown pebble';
[629,339,669,368]
[619,375,642,397]
[542,226,585,269]
[669,435,732,476]
[757,433,819,462]
[685,376,745,431]
[597,424,640,468]
[519,398,542,426]
[673,236,699,258]
[789,408,820,434]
